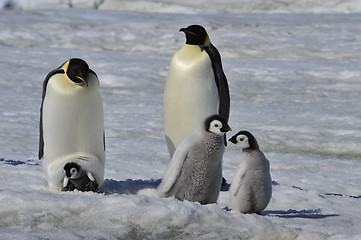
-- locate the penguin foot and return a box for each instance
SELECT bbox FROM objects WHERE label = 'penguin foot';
[62,179,99,192]
[62,181,76,191]
[84,180,99,192]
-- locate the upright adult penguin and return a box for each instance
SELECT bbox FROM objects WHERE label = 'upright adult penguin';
[164,25,230,157]
[39,58,105,191]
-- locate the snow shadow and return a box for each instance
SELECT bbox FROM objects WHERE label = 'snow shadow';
[221,183,230,191]
[0,158,39,166]
[221,180,279,192]
[325,193,361,199]
[263,208,339,219]
[100,178,161,195]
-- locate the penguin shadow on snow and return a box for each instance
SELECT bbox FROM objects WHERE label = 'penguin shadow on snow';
[0,158,39,166]
[223,181,280,212]
[263,208,339,219]
[263,183,339,219]
[100,178,161,195]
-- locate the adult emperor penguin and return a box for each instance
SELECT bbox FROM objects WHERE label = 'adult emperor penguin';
[39,58,105,191]
[229,131,272,214]
[158,114,231,204]
[164,25,230,157]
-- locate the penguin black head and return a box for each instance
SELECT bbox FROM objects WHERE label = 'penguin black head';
[180,25,209,46]
[204,114,231,136]
[64,162,81,179]
[229,131,259,150]
[66,58,89,86]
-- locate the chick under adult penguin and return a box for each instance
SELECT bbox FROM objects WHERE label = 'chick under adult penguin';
[229,131,272,214]
[164,25,230,157]
[158,114,231,204]
[39,58,105,191]
[62,162,99,192]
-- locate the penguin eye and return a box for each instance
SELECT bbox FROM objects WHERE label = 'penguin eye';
[70,168,77,174]
[238,136,246,142]
[208,119,224,133]
[213,120,222,128]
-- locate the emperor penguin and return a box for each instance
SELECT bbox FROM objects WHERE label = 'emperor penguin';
[164,25,230,157]
[158,114,231,204]
[229,131,272,214]
[39,58,105,191]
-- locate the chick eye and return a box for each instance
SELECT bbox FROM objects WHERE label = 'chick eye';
[240,137,245,141]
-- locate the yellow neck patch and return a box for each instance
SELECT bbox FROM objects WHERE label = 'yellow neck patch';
[203,35,211,46]
[64,60,70,72]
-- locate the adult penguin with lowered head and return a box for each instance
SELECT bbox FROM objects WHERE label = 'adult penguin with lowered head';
[39,58,105,191]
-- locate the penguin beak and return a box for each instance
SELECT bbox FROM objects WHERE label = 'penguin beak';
[221,124,231,133]
[76,76,88,87]
[179,28,196,35]
[228,137,237,144]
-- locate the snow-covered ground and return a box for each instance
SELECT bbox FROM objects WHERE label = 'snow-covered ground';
[0,1,361,239]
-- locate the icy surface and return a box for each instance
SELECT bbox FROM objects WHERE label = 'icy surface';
[0,1,361,239]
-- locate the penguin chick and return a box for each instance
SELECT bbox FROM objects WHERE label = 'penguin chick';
[62,162,98,192]
[158,114,231,204]
[164,25,230,157]
[229,131,272,214]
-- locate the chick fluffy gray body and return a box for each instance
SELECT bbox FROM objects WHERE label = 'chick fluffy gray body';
[167,132,224,204]
[230,149,272,213]
[159,114,230,205]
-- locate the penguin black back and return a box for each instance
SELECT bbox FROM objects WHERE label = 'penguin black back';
[203,44,230,123]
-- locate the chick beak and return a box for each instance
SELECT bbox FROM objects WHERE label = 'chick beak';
[221,124,232,133]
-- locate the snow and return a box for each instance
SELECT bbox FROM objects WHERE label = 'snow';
[0,1,361,239]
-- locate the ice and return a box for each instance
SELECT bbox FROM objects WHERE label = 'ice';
[0,1,361,239]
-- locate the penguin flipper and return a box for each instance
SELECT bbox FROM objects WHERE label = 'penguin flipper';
[86,172,96,181]
[204,44,230,123]
[230,162,248,197]
[158,152,188,195]
[63,176,70,188]
[158,132,199,195]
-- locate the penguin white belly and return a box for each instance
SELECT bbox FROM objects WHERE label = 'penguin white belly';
[42,74,105,189]
[164,45,219,156]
